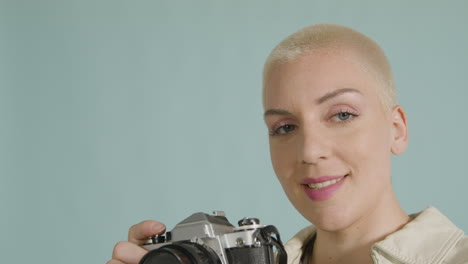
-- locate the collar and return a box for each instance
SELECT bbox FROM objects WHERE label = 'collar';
[284,207,464,264]
[284,225,316,264]
[371,206,464,264]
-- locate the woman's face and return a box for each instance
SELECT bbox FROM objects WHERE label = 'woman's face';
[263,50,405,231]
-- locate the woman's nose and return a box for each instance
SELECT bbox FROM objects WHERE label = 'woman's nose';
[298,129,329,165]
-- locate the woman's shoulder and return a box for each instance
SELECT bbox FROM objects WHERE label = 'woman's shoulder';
[283,225,316,264]
[372,206,468,263]
[283,207,468,264]
[445,234,468,263]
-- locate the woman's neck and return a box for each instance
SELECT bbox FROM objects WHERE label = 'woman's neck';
[310,189,410,264]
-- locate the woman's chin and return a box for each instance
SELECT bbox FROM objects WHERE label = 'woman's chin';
[300,205,357,232]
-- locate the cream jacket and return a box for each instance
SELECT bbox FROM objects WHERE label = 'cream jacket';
[284,207,468,264]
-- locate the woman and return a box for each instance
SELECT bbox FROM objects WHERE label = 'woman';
[107,24,468,264]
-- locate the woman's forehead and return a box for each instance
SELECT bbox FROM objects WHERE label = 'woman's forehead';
[263,50,381,105]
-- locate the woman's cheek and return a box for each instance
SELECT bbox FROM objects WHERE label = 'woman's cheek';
[270,142,295,181]
[344,122,392,182]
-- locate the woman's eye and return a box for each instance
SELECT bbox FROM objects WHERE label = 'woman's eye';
[270,124,296,136]
[338,112,351,120]
[332,111,358,122]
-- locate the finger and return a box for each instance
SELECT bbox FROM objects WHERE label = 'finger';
[106,259,126,264]
[112,241,148,264]
[128,220,166,244]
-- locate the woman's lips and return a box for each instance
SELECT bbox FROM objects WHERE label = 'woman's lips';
[301,174,348,201]
[301,175,346,184]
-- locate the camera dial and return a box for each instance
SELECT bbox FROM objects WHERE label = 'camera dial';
[234,217,264,232]
[139,211,287,264]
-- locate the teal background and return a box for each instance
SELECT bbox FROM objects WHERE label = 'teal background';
[1,1,468,263]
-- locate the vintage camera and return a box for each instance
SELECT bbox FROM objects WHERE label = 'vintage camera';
[140,211,287,264]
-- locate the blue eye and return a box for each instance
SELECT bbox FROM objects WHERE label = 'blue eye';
[337,112,351,121]
[271,124,296,136]
[333,111,358,122]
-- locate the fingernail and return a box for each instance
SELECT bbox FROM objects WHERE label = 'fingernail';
[153,223,164,232]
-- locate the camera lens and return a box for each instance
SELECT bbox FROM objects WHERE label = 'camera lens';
[139,242,221,264]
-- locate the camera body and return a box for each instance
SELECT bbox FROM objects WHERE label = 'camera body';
[140,211,287,264]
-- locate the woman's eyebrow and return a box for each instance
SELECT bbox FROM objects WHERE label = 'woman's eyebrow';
[263,109,292,119]
[316,88,362,104]
[264,88,362,118]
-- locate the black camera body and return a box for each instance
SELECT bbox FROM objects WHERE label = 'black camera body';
[140,211,287,264]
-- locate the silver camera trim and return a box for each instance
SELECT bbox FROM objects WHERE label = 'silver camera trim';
[143,212,270,264]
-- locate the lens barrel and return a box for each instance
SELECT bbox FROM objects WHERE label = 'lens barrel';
[139,242,221,264]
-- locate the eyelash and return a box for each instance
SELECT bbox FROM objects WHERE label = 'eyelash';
[331,110,359,123]
[269,121,296,136]
[268,110,359,136]
[269,124,296,136]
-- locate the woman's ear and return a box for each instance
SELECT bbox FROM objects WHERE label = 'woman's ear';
[390,105,409,155]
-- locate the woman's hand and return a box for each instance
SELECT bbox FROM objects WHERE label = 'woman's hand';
[106,220,166,264]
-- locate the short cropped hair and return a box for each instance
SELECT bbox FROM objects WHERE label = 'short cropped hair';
[263,24,397,111]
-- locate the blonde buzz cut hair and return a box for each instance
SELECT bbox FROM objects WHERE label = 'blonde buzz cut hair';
[263,24,397,111]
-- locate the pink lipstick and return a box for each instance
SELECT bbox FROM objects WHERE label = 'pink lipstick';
[301,175,347,201]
